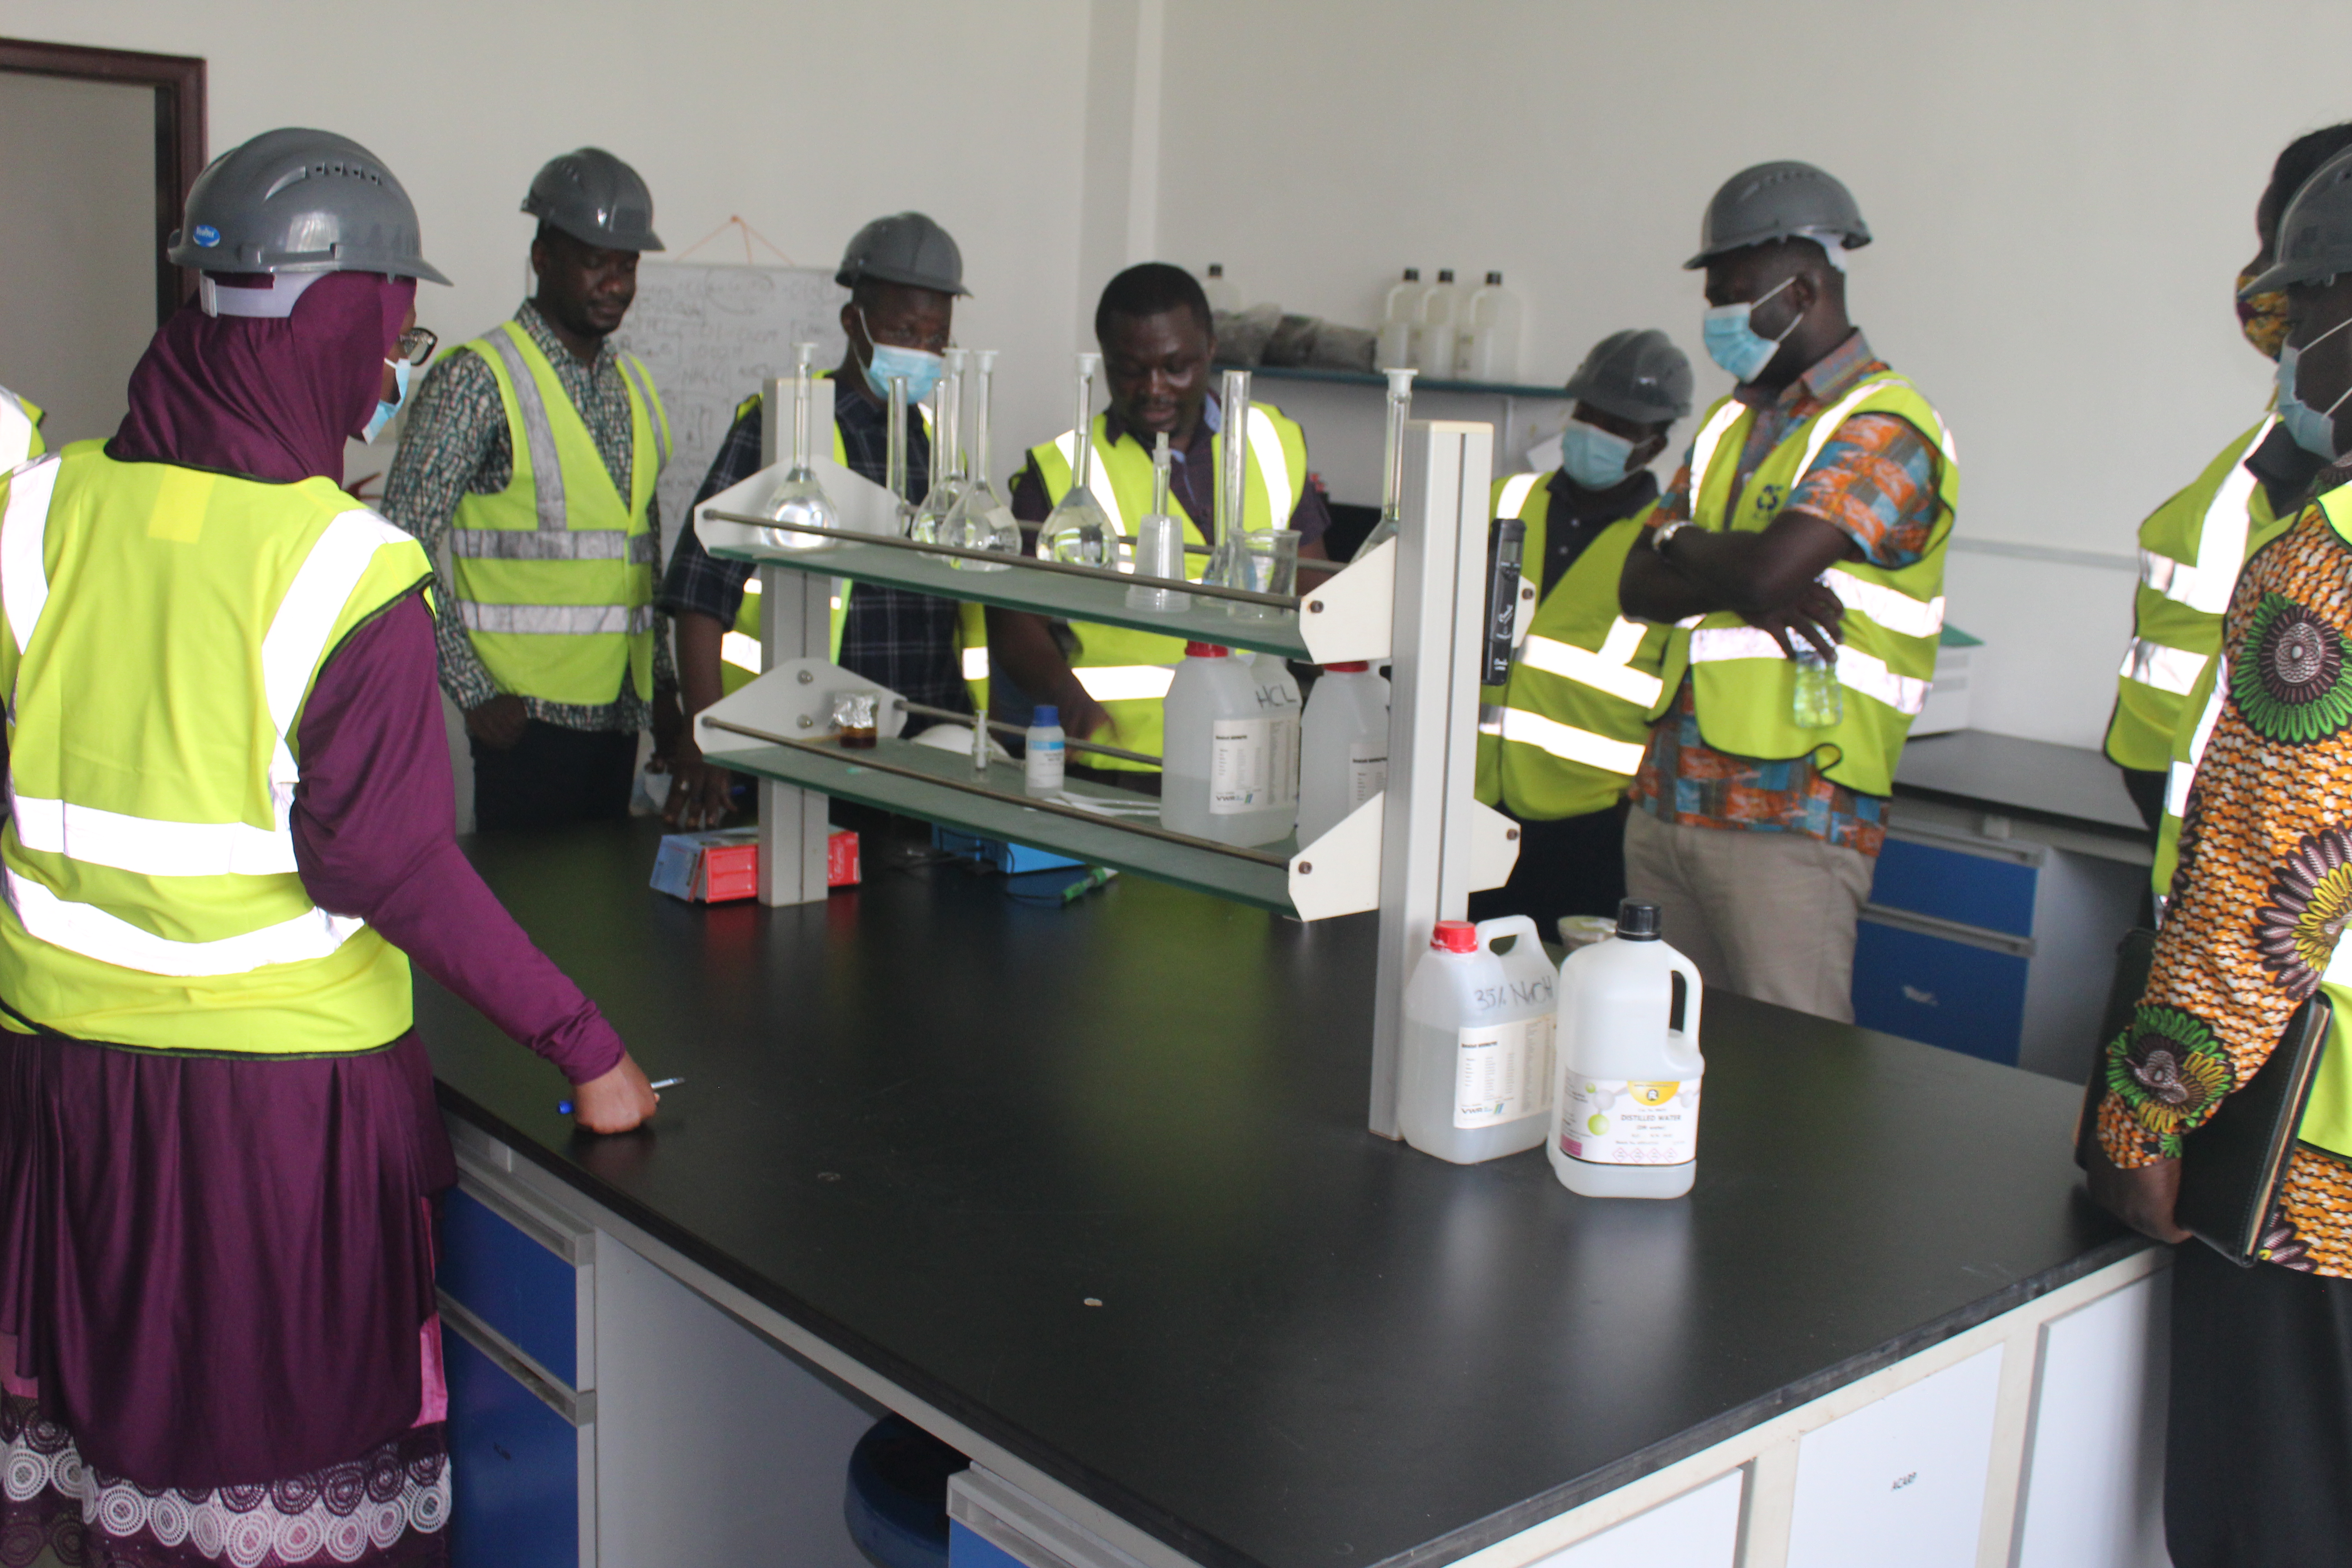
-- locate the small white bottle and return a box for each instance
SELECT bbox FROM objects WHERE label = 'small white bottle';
[1203,263,1243,314]
[1024,704,1066,797]
[1375,268,1425,371]
[1456,271,1523,382]
[1297,662,1389,847]
[1401,916,1559,1164]
[1161,642,1300,847]
[1550,901,1705,1198]
[1413,270,1462,376]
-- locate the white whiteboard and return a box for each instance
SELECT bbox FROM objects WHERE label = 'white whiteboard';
[612,262,849,558]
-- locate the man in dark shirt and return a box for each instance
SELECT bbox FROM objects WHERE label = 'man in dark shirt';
[660,213,965,827]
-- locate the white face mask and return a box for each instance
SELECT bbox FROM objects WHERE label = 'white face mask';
[363,357,410,444]
[1701,276,1798,384]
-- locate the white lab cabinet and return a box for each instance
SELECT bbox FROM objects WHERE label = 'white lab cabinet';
[1785,1346,2005,1568]
[1533,1468,1742,1568]
[2014,1272,2171,1568]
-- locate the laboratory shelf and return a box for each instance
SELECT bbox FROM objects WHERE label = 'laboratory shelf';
[1216,363,1573,401]
[715,732,1300,913]
[705,529,1315,663]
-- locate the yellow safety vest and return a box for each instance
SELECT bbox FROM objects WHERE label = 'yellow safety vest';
[0,446,430,1052]
[1651,375,1959,797]
[1475,470,1667,818]
[0,387,43,470]
[451,322,669,705]
[2104,415,2290,772]
[1026,404,1310,769]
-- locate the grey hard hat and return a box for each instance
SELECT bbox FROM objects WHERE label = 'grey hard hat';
[836,212,969,297]
[1686,161,1872,270]
[1564,329,1694,425]
[2247,147,2352,295]
[167,127,449,284]
[523,148,663,252]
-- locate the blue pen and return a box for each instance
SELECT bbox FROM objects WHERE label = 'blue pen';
[560,1077,681,1116]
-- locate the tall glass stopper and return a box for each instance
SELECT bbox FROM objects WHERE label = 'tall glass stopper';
[1356,367,1417,556]
[1207,368,1252,586]
[1039,352,1114,566]
[885,374,917,537]
[760,342,839,552]
[910,348,967,547]
[945,350,1018,571]
[1123,431,1192,614]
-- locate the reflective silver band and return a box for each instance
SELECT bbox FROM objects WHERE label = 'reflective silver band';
[617,355,670,474]
[480,330,567,533]
[451,529,656,563]
[456,602,656,636]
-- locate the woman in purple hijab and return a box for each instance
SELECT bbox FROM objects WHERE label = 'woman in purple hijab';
[0,129,657,1568]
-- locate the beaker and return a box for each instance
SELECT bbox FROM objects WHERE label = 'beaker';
[831,690,878,748]
[944,350,1019,571]
[1356,368,1417,556]
[1039,352,1115,566]
[1226,529,1300,622]
[760,343,839,553]
[909,348,968,549]
[1125,432,1192,613]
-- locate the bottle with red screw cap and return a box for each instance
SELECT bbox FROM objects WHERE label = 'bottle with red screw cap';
[1400,914,1559,1164]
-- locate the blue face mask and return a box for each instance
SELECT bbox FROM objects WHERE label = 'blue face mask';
[363,358,410,445]
[1701,277,1798,384]
[2278,316,2352,460]
[859,310,946,405]
[1559,421,1637,490]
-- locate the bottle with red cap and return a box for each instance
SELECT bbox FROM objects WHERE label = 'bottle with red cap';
[1161,642,1300,847]
[1297,661,1389,847]
[1400,914,1558,1164]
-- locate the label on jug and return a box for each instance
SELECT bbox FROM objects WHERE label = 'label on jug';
[1454,1018,1552,1128]
[1348,740,1388,810]
[1211,717,1300,813]
[1561,1077,1699,1165]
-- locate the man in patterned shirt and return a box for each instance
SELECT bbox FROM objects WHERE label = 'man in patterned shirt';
[382,149,681,830]
[2090,148,2352,1567]
[1619,163,1955,1022]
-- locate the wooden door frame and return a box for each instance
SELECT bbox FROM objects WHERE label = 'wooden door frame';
[0,38,205,325]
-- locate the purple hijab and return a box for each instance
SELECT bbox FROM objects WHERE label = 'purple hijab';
[112,271,414,485]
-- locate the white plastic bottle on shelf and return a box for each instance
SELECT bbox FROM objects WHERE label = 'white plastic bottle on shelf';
[1375,268,1426,372]
[1203,263,1243,314]
[1161,642,1301,847]
[1297,662,1389,846]
[1024,705,1065,797]
[1413,270,1462,375]
[1549,901,1705,1198]
[1401,916,1559,1164]
[1456,271,1523,382]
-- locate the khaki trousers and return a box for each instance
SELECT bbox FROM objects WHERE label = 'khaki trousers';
[1621,808,1877,1023]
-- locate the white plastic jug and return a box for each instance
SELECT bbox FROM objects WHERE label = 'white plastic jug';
[1401,916,1558,1164]
[1455,271,1523,382]
[1412,270,1461,375]
[1549,902,1704,1198]
[1297,662,1389,846]
[1203,263,1243,314]
[1375,268,1425,372]
[1161,642,1300,847]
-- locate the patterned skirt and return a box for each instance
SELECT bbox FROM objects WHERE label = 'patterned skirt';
[0,1031,456,1566]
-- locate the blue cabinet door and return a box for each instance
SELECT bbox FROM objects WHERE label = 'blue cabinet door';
[440,1187,578,1387]
[1867,838,2037,938]
[1852,919,2029,1066]
[446,1330,579,1568]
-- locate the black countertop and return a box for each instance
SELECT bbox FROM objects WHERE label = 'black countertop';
[1893,728,2150,838]
[420,822,2141,1568]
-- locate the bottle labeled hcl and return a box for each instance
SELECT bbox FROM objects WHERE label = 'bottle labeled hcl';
[1549,901,1704,1198]
[1401,916,1558,1164]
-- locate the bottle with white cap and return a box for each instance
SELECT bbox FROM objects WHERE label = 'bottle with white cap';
[1375,268,1426,372]
[1413,270,1462,375]
[1401,916,1558,1164]
[1455,271,1523,382]
[1550,900,1705,1198]
[1297,662,1388,846]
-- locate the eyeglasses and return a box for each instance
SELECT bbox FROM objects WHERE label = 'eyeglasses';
[393,326,438,367]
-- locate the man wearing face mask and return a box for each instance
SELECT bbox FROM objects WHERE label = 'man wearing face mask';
[659,212,965,828]
[2103,126,2352,834]
[382,147,682,832]
[1617,162,1957,1023]
[2086,146,2352,1568]
[1471,329,1693,932]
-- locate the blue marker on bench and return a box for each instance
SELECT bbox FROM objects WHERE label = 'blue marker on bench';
[559,1077,682,1116]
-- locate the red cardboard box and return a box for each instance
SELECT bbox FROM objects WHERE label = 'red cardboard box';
[697,839,760,902]
[827,829,860,888]
[651,827,860,902]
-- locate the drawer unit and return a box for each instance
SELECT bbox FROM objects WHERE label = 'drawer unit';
[1852,915,2030,1066]
[1866,834,2036,938]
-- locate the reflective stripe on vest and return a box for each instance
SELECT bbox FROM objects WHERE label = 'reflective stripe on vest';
[0,392,37,471]
[458,603,657,636]
[2120,638,2208,698]
[1686,627,1931,715]
[0,457,60,646]
[2166,654,2230,820]
[1518,622,1662,709]
[1488,706,1647,774]
[1050,427,1130,541]
[2139,415,2272,617]
[453,529,657,563]
[2,872,365,978]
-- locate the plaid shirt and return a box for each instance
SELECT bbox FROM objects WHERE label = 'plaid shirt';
[380,301,676,733]
[1632,331,1944,853]
[658,375,970,716]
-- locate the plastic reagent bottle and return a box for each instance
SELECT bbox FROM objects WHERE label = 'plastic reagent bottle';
[1124,432,1191,613]
[1203,263,1242,314]
[760,343,839,552]
[1456,271,1523,382]
[1401,916,1559,1164]
[1793,642,1842,728]
[1297,662,1389,847]
[1160,642,1300,847]
[1413,270,1461,376]
[1024,705,1066,796]
[1356,368,1418,556]
[1549,900,1705,1198]
[1376,268,1425,372]
[1040,353,1114,565]
[909,348,966,548]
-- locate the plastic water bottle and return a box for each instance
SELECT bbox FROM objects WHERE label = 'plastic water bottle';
[1401,916,1559,1164]
[1550,901,1705,1199]
[1024,705,1065,797]
[1203,263,1242,314]
[1455,271,1523,382]
[1413,270,1461,376]
[1297,662,1389,847]
[1793,646,1842,728]
[1161,643,1300,847]
[1375,269,1425,372]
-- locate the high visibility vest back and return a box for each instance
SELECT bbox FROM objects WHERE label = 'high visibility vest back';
[0,387,43,470]
[1655,375,1959,797]
[1474,470,1667,818]
[2104,415,2290,772]
[452,322,669,705]
[1028,405,1308,769]
[0,446,431,1052]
